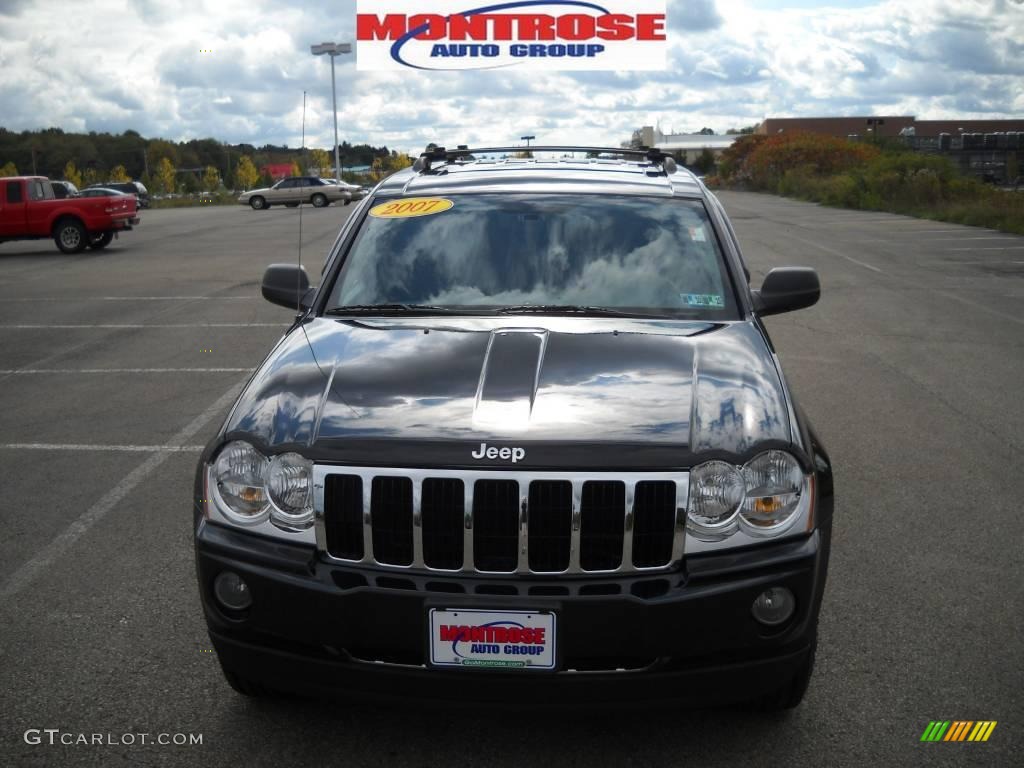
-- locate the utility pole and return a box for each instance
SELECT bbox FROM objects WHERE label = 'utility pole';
[311,42,353,181]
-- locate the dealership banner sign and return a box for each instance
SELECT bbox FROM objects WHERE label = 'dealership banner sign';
[356,0,666,71]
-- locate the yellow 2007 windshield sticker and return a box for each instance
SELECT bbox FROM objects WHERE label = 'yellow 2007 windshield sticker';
[369,198,454,219]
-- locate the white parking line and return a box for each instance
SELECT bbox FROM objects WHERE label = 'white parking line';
[917,237,1020,242]
[0,323,283,329]
[0,368,254,374]
[783,233,882,273]
[0,443,206,452]
[0,378,247,601]
[944,246,1024,251]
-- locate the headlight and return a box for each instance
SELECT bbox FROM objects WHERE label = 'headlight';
[687,460,745,534]
[740,450,804,531]
[266,452,314,527]
[688,450,808,541]
[212,441,269,524]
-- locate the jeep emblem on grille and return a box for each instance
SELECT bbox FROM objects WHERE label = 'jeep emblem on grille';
[471,442,526,463]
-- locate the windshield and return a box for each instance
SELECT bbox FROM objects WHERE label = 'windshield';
[327,194,739,319]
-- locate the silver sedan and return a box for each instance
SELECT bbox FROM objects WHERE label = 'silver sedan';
[238,177,352,210]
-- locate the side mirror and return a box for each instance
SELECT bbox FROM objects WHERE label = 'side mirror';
[261,263,315,310]
[752,267,820,316]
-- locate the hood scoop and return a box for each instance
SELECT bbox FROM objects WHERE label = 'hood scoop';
[473,329,548,431]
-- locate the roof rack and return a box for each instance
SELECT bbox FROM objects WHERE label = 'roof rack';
[412,145,677,174]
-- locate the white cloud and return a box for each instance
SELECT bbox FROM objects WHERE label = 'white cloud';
[0,0,1020,153]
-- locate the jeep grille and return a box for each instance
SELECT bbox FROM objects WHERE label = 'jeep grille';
[314,467,687,576]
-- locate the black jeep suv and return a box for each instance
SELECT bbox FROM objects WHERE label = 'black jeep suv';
[193,146,833,710]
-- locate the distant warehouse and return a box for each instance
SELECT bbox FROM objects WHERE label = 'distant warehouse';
[757,115,1024,183]
[757,116,1024,139]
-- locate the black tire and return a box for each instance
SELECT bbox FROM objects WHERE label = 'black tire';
[249,196,267,210]
[746,637,817,712]
[311,193,328,208]
[285,202,299,208]
[53,218,87,253]
[88,231,114,249]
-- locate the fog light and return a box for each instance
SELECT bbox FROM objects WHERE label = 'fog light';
[751,587,795,626]
[213,571,252,611]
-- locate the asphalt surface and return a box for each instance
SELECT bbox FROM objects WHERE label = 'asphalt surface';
[0,193,1021,767]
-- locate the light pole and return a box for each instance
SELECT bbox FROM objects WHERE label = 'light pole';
[520,135,535,147]
[311,42,352,181]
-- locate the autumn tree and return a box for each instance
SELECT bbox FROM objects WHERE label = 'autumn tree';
[109,164,131,182]
[290,160,301,177]
[693,149,716,175]
[146,138,179,169]
[63,160,83,187]
[0,161,17,177]
[154,157,176,194]
[82,167,101,186]
[234,155,259,190]
[382,152,413,172]
[308,148,330,176]
[202,165,220,190]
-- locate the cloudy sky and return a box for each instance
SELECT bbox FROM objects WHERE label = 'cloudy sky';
[0,0,1021,153]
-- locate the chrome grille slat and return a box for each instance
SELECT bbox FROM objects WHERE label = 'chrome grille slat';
[516,481,529,575]
[623,480,636,570]
[568,480,583,572]
[411,477,424,569]
[314,467,688,576]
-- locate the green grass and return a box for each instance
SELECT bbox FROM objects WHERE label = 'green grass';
[149,191,239,209]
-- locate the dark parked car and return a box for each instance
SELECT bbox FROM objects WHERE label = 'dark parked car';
[194,145,833,710]
[85,180,149,208]
[50,180,79,198]
[78,187,131,199]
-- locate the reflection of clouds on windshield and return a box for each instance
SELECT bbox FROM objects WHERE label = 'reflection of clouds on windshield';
[335,196,728,311]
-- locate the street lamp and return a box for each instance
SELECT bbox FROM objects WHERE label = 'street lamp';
[311,41,352,181]
[520,135,536,147]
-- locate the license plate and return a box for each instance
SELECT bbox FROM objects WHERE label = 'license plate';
[428,609,556,670]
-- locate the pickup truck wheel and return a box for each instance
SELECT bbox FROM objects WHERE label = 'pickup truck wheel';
[249,196,267,210]
[54,219,87,253]
[311,193,328,208]
[88,232,114,249]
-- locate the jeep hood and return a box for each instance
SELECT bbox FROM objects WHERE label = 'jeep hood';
[222,316,792,469]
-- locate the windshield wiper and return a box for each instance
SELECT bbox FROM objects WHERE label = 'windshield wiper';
[495,304,664,318]
[325,304,483,316]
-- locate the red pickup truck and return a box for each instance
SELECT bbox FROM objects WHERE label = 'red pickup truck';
[0,176,140,253]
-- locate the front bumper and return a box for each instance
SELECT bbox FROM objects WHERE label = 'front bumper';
[195,518,831,705]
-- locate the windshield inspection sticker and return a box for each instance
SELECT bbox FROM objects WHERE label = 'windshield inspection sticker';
[688,226,707,242]
[681,293,725,308]
[369,198,454,219]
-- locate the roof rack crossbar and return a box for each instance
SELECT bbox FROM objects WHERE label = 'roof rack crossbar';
[413,145,674,173]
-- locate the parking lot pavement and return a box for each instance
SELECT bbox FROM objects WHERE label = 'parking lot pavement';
[0,195,1020,767]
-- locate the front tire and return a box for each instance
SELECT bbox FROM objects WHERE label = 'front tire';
[54,219,87,253]
[88,231,114,249]
[311,193,328,208]
[249,196,267,210]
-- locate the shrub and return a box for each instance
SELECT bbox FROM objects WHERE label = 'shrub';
[714,130,1024,234]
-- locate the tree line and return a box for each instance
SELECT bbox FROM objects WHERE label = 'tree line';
[0,127,399,191]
